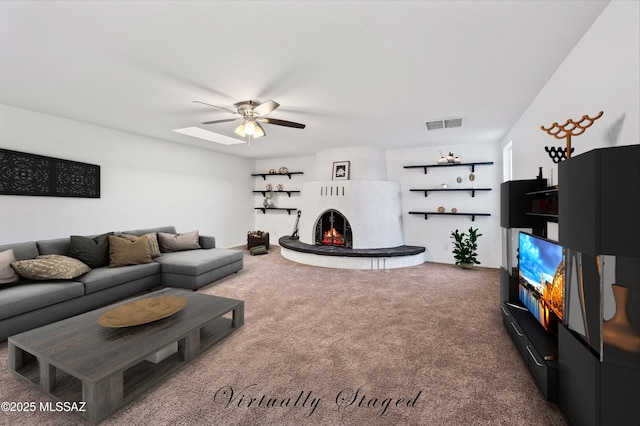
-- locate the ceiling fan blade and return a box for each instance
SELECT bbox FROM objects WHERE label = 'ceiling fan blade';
[260,117,306,129]
[193,100,238,115]
[202,118,241,125]
[253,100,280,116]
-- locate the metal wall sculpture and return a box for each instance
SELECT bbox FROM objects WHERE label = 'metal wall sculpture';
[0,148,100,198]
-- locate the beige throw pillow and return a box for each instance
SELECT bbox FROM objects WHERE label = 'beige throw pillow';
[121,233,162,258]
[108,235,153,268]
[158,230,201,253]
[0,249,21,284]
[11,255,91,280]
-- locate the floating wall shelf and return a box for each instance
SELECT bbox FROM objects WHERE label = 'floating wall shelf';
[404,161,494,174]
[251,172,304,180]
[255,207,297,214]
[409,188,492,198]
[253,190,301,197]
[408,211,491,221]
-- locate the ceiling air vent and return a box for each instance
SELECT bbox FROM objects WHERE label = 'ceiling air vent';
[426,117,463,130]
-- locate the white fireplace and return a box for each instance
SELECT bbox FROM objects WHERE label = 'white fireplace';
[280,147,424,269]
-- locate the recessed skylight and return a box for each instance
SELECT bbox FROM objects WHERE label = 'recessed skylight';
[173,127,245,145]
[426,117,463,130]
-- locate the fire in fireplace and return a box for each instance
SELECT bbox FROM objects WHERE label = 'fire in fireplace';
[315,209,352,248]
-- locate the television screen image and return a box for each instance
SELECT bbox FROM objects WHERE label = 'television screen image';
[518,232,564,334]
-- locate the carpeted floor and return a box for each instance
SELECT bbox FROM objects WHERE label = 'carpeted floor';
[0,247,568,425]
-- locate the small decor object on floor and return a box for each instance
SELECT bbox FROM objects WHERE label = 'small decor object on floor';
[450,226,482,269]
[279,166,288,174]
[247,230,270,250]
[97,295,187,328]
[250,245,269,255]
[437,206,445,213]
[541,111,603,161]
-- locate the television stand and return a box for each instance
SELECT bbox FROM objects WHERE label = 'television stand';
[501,301,559,401]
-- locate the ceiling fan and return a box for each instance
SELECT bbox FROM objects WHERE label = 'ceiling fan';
[193,99,306,141]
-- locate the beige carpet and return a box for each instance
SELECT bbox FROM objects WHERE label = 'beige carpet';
[0,247,568,425]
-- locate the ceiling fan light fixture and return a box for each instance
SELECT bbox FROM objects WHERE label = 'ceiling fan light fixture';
[254,122,265,138]
[244,121,256,136]
[234,123,246,137]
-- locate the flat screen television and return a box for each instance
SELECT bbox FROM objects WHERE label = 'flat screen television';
[518,232,565,335]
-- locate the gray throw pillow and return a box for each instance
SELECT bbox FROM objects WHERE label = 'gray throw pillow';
[158,230,201,253]
[69,233,113,268]
[0,249,21,285]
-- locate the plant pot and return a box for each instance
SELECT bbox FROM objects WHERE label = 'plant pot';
[460,262,474,269]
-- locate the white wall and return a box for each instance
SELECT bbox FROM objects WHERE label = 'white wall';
[387,142,502,268]
[0,104,254,247]
[503,0,639,183]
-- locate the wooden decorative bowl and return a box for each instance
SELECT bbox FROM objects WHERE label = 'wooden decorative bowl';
[98,295,187,328]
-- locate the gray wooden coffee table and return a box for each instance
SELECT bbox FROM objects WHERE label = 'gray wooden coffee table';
[8,288,244,425]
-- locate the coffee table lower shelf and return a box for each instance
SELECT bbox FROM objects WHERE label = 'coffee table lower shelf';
[8,289,244,425]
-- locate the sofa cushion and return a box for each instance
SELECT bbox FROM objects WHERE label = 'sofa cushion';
[11,255,91,280]
[0,281,85,321]
[108,235,153,268]
[0,242,39,261]
[37,238,71,256]
[153,248,243,276]
[121,233,162,258]
[158,230,201,253]
[69,233,113,268]
[0,250,20,285]
[78,262,160,294]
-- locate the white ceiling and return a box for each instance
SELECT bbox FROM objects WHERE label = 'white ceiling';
[0,1,610,160]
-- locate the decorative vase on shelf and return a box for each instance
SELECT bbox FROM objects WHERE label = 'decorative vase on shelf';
[603,284,640,353]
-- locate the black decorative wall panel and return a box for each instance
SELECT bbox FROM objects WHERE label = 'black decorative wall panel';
[0,149,100,198]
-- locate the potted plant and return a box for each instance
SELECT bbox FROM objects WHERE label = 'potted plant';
[450,227,482,269]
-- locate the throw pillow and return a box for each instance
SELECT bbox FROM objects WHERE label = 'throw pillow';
[69,233,113,268]
[108,235,153,268]
[121,233,162,258]
[0,249,21,284]
[158,230,201,253]
[11,255,91,280]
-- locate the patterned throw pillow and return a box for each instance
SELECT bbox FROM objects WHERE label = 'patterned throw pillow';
[0,249,21,284]
[158,230,201,253]
[69,233,113,268]
[11,255,91,280]
[108,235,153,268]
[121,233,162,258]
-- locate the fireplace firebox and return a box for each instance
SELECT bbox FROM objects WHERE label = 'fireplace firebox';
[314,209,352,248]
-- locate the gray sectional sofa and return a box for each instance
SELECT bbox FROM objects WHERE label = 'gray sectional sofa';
[0,225,243,341]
